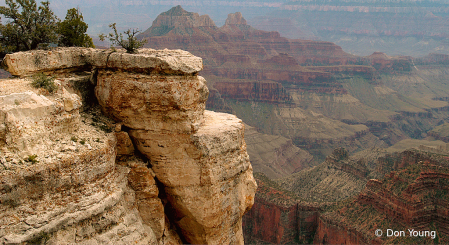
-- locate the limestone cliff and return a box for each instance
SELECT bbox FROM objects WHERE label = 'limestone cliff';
[0,47,256,244]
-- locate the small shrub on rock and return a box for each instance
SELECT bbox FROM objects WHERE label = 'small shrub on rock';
[31,73,57,93]
[99,23,147,53]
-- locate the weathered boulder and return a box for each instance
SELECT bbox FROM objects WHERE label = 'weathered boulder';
[0,86,81,155]
[95,71,208,133]
[116,131,135,156]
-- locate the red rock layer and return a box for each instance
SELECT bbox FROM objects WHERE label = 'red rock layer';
[308,65,376,80]
[326,155,369,179]
[137,6,413,111]
[358,171,449,235]
[206,67,347,95]
[313,215,381,245]
[242,175,322,244]
[427,131,449,143]
[243,198,324,244]
[293,128,370,148]
[366,52,412,73]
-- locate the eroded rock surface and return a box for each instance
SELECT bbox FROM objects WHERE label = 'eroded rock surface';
[3,48,202,77]
[1,47,256,244]
[94,59,256,243]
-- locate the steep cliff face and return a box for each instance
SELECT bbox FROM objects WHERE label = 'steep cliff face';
[0,47,256,244]
[214,81,292,103]
[242,173,322,244]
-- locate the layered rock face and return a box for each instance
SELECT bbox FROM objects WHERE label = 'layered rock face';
[92,49,256,244]
[243,148,449,244]
[1,47,256,244]
[313,150,449,244]
[0,78,155,244]
[137,6,439,171]
[244,124,313,179]
[242,173,323,244]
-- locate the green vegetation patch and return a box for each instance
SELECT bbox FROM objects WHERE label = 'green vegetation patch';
[31,73,57,93]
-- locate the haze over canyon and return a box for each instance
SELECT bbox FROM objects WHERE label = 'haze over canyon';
[1,1,449,244]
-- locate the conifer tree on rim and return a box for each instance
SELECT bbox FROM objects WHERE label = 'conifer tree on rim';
[0,0,59,52]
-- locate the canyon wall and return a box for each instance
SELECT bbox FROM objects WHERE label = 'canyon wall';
[242,173,322,244]
[243,149,449,244]
[136,6,431,168]
[314,150,449,244]
[0,47,256,244]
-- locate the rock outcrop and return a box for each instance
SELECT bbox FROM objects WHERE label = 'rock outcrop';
[1,47,256,244]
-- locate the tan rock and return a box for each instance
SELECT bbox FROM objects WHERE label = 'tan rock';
[2,48,94,77]
[1,47,256,245]
[101,49,203,74]
[0,90,80,154]
[2,47,203,77]
[61,87,82,112]
[116,131,135,156]
[130,111,257,244]
[95,71,208,133]
[128,165,164,241]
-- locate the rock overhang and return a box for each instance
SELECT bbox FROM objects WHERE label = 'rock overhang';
[2,47,203,77]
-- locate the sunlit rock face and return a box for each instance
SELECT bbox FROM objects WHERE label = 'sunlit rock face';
[1,47,256,244]
[94,49,256,244]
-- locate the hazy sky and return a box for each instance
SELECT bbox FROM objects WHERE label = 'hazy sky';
[1,0,448,36]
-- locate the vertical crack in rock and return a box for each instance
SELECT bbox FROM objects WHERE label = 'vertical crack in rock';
[93,49,257,244]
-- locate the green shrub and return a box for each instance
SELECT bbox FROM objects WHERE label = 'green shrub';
[25,154,39,164]
[99,124,112,133]
[99,23,147,53]
[31,73,57,93]
[28,231,50,245]
[71,136,78,142]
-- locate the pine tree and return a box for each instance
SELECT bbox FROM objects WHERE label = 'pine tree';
[58,8,94,48]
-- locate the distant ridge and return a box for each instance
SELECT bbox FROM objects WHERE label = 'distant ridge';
[139,5,216,37]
